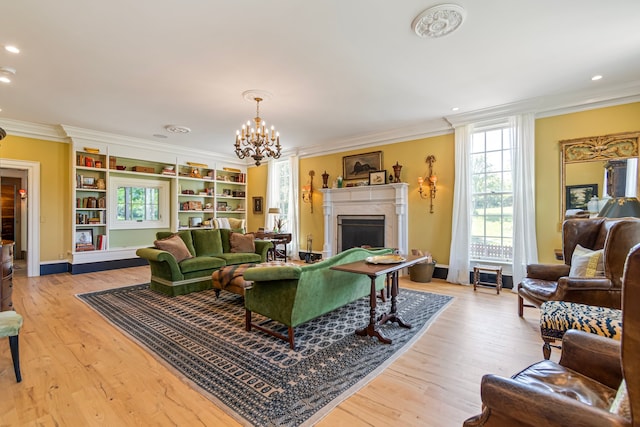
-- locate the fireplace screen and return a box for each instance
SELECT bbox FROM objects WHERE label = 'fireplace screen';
[337,215,385,252]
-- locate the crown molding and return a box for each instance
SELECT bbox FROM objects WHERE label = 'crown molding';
[59,125,246,166]
[445,80,640,127]
[0,118,69,142]
[297,118,453,158]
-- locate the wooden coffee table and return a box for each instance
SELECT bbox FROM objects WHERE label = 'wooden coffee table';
[331,254,427,344]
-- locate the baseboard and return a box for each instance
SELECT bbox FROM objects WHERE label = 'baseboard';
[68,257,149,275]
[40,262,69,275]
[41,258,149,275]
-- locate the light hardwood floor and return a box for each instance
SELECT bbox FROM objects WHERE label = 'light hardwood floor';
[1,266,551,426]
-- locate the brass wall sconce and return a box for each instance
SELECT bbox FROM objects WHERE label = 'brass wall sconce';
[418,155,437,213]
[302,170,315,212]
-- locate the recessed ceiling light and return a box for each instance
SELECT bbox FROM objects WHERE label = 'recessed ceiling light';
[4,45,20,54]
[451,107,460,112]
[164,124,191,134]
[592,75,603,81]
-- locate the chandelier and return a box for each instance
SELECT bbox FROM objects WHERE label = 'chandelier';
[234,92,281,166]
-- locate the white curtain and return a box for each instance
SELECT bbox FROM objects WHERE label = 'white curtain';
[264,156,300,258]
[288,155,300,258]
[264,160,279,231]
[510,114,538,289]
[447,124,473,284]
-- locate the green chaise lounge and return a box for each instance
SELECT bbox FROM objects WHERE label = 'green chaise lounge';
[136,229,272,296]
[242,247,393,349]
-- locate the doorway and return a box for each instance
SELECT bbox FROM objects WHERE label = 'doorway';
[1,176,24,258]
[0,159,40,277]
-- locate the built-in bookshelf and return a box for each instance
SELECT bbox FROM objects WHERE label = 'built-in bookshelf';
[177,164,246,230]
[74,149,108,254]
[70,144,247,265]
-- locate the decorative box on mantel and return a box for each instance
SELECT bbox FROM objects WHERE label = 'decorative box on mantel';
[320,183,409,259]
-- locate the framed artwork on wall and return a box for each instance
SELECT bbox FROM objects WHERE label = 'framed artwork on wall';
[252,196,263,214]
[343,151,383,181]
[566,184,598,210]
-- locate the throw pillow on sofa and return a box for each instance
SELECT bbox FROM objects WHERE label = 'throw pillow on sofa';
[230,232,255,253]
[156,230,196,256]
[154,234,194,262]
[214,217,246,233]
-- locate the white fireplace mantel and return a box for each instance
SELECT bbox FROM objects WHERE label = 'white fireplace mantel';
[320,183,409,258]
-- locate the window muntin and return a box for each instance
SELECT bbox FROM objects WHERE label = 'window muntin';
[109,177,169,229]
[470,126,513,262]
[117,186,159,221]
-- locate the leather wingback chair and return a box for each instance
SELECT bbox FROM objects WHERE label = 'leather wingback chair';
[518,217,640,316]
[463,243,640,427]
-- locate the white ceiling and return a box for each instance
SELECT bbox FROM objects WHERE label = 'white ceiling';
[1,1,640,159]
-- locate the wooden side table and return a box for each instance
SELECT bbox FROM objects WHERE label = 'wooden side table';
[254,232,292,262]
[473,265,502,294]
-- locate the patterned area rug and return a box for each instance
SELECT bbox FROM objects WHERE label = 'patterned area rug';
[78,284,453,426]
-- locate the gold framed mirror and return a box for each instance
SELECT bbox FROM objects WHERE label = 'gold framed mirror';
[560,131,640,220]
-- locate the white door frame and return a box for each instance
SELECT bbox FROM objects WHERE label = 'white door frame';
[1,159,40,277]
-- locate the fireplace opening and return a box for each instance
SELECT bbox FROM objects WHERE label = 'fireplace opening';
[337,215,385,252]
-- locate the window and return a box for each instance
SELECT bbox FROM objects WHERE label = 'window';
[109,177,170,229]
[274,160,291,218]
[470,125,513,262]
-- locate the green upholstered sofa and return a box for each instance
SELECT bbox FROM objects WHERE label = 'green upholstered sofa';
[136,229,272,297]
[242,247,393,349]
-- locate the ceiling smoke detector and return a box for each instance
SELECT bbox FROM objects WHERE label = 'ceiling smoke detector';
[412,4,466,39]
[164,124,191,134]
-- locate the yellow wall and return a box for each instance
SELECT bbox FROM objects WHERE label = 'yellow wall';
[297,135,455,264]
[248,101,640,267]
[535,102,640,262]
[246,164,268,232]
[2,135,70,262]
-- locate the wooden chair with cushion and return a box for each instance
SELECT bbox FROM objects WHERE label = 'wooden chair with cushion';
[518,217,640,316]
[0,310,23,382]
[462,243,640,427]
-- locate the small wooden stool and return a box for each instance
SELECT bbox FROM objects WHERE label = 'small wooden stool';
[473,265,503,294]
[0,311,23,382]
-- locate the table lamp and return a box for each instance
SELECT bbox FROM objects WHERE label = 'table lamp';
[268,207,281,231]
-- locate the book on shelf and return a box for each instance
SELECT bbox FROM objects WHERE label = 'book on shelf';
[75,243,95,252]
[96,234,107,250]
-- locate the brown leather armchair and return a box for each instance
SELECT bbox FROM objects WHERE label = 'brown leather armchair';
[463,243,640,427]
[518,217,640,316]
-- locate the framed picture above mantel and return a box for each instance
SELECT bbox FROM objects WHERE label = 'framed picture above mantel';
[343,151,383,181]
